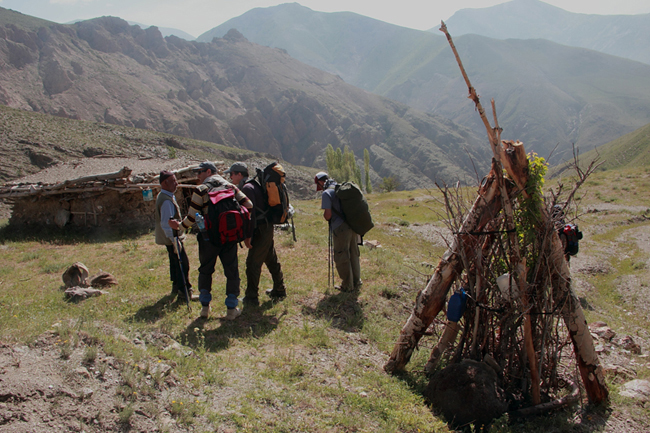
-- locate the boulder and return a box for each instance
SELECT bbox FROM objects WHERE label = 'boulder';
[62,262,89,288]
[426,359,507,429]
[620,379,650,401]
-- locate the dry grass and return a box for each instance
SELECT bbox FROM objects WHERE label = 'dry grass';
[1,168,650,431]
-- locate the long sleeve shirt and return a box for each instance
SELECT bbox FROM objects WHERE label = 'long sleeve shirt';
[179,174,253,230]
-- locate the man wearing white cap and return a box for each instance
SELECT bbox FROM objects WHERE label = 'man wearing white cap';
[314,172,361,292]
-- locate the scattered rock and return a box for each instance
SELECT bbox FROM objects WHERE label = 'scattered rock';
[75,367,91,379]
[64,286,107,301]
[614,335,642,354]
[89,272,118,287]
[603,364,636,378]
[364,240,381,250]
[590,324,616,341]
[620,379,650,401]
[62,262,89,288]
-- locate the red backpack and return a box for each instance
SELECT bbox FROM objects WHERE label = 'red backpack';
[205,186,251,245]
[561,223,583,256]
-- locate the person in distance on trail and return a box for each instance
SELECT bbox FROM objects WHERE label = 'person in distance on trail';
[154,170,195,303]
[169,161,253,320]
[226,161,287,306]
[315,171,361,292]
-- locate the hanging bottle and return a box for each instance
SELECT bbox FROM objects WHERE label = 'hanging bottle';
[195,212,209,241]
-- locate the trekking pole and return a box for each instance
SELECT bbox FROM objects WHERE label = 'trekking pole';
[331,231,335,289]
[291,216,297,242]
[174,236,192,312]
[328,222,331,288]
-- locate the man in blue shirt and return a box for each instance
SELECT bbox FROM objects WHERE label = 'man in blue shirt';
[315,172,361,292]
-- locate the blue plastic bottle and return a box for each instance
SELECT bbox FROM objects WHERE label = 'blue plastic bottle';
[195,213,209,241]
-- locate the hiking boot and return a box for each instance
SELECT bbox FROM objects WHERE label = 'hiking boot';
[225,307,242,320]
[177,288,199,303]
[200,304,211,318]
[265,288,286,300]
[242,296,260,307]
[335,284,354,292]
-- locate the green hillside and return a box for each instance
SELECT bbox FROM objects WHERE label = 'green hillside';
[578,122,650,171]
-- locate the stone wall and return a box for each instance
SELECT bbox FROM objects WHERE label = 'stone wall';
[8,188,192,231]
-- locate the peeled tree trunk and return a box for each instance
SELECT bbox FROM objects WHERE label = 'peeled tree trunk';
[547,220,609,404]
[385,161,504,373]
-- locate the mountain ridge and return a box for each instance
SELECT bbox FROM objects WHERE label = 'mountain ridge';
[198,2,650,164]
[0,9,490,189]
[443,0,650,65]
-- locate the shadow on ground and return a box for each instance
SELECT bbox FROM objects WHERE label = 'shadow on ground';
[302,287,364,332]
[128,293,185,323]
[180,300,284,352]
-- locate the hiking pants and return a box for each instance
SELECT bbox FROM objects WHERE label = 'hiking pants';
[165,241,191,294]
[197,236,240,307]
[332,223,361,291]
[245,222,285,299]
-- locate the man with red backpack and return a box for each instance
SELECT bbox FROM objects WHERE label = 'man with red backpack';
[552,204,583,263]
[170,161,253,320]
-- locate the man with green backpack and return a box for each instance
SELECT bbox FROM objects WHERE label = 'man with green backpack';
[315,172,373,292]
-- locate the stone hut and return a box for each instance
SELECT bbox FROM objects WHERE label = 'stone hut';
[0,159,226,231]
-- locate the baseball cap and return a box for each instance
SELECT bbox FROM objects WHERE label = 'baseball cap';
[224,161,248,174]
[315,171,328,191]
[192,161,217,173]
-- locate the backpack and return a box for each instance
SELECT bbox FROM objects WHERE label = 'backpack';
[561,223,583,256]
[333,181,374,236]
[253,162,291,224]
[205,185,251,245]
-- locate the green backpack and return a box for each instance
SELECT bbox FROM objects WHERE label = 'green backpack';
[334,181,374,236]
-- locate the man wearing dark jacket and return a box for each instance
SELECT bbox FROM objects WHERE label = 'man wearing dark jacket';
[170,161,253,320]
[226,162,287,306]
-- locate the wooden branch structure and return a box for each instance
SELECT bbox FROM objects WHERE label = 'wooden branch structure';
[384,21,608,410]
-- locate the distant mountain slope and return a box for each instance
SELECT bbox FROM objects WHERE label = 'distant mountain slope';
[443,0,650,65]
[0,9,489,189]
[197,3,434,88]
[126,21,195,41]
[198,3,650,164]
[571,122,650,173]
[0,7,51,29]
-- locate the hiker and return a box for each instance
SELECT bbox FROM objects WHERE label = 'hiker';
[169,161,253,320]
[226,162,287,306]
[552,204,582,263]
[154,170,194,303]
[315,172,361,292]
[223,161,249,189]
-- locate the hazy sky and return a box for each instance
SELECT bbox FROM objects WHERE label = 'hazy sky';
[1,0,649,38]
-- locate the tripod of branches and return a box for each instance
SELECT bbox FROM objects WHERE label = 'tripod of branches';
[384,21,609,411]
[425,146,602,410]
